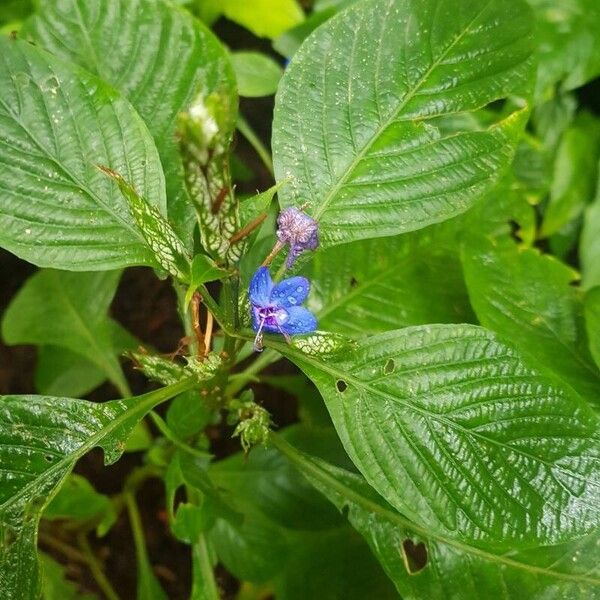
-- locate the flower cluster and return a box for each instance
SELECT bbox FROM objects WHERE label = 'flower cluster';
[249,207,319,351]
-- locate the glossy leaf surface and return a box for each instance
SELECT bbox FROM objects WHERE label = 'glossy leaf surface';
[24,0,236,250]
[273,0,534,246]
[274,324,600,548]
[0,38,165,269]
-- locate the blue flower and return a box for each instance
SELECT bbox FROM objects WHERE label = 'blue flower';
[249,266,317,351]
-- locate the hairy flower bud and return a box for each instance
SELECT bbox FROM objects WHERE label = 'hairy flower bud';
[276,207,319,268]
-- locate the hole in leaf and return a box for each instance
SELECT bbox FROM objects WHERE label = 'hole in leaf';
[508,219,522,242]
[349,277,359,288]
[401,539,428,575]
[336,379,347,393]
[384,358,395,375]
[44,455,53,463]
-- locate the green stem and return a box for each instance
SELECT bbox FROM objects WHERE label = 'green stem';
[193,533,220,600]
[237,113,274,176]
[149,411,212,459]
[226,349,280,398]
[78,532,120,600]
[112,368,132,399]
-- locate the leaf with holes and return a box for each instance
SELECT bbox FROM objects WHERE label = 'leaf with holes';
[0,379,195,599]
[274,436,600,600]
[272,0,534,246]
[0,38,166,270]
[461,234,600,406]
[271,323,600,548]
[23,0,237,250]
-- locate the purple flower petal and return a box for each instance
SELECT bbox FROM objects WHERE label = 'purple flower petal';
[249,266,273,306]
[270,276,310,308]
[280,306,317,335]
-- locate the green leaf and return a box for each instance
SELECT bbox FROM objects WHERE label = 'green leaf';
[0,378,196,599]
[540,113,600,237]
[528,0,600,102]
[23,0,237,250]
[43,474,114,523]
[0,37,166,270]
[272,0,534,247]
[230,52,283,97]
[585,287,600,371]
[40,552,98,600]
[166,390,212,440]
[272,324,600,548]
[274,435,600,600]
[172,503,213,543]
[581,184,600,290]
[185,254,228,306]
[1,270,135,397]
[35,347,106,397]
[221,0,304,39]
[461,234,600,405]
[208,427,396,598]
[308,222,474,334]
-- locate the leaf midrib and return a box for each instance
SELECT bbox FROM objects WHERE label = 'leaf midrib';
[270,334,600,497]
[276,437,600,586]
[311,0,493,220]
[0,379,195,515]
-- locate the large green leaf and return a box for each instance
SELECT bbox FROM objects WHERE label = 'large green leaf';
[585,287,600,372]
[1,270,136,397]
[274,436,600,600]
[0,37,165,270]
[0,379,195,600]
[208,427,396,598]
[23,0,237,250]
[307,223,474,334]
[272,0,534,247]
[581,184,600,290]
[271,324,600,548]
[461,234,600,405]
[221,0,304,39]
[528,0,600,102]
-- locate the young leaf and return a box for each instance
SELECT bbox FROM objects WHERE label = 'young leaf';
[0,379,196,599]
[0,38,166,270]
[529,0,600,102]
[461,234,600,405]
[540,113,600,238]
[185,255,228,307]
[585,287,600,371]
[274,436,600,600]
[308,223,474,334]
[230,52,283,97]
[35,347,106,397]
[581,185,600,290]
[23,0,237,250]
[1,270,135,397]
[272,324,600,549]
[272,0,534,246]
[221,0,304,39]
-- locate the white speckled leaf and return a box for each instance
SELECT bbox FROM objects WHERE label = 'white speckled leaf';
[272,0,535,246]
[273,324,600,548]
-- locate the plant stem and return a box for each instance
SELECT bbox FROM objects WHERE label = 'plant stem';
[225,349,280,398]
[38,532,87,564]
[77,531,120,600]
[149,411,212,459]
[193,534,220,600]
[237,113,274,176]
